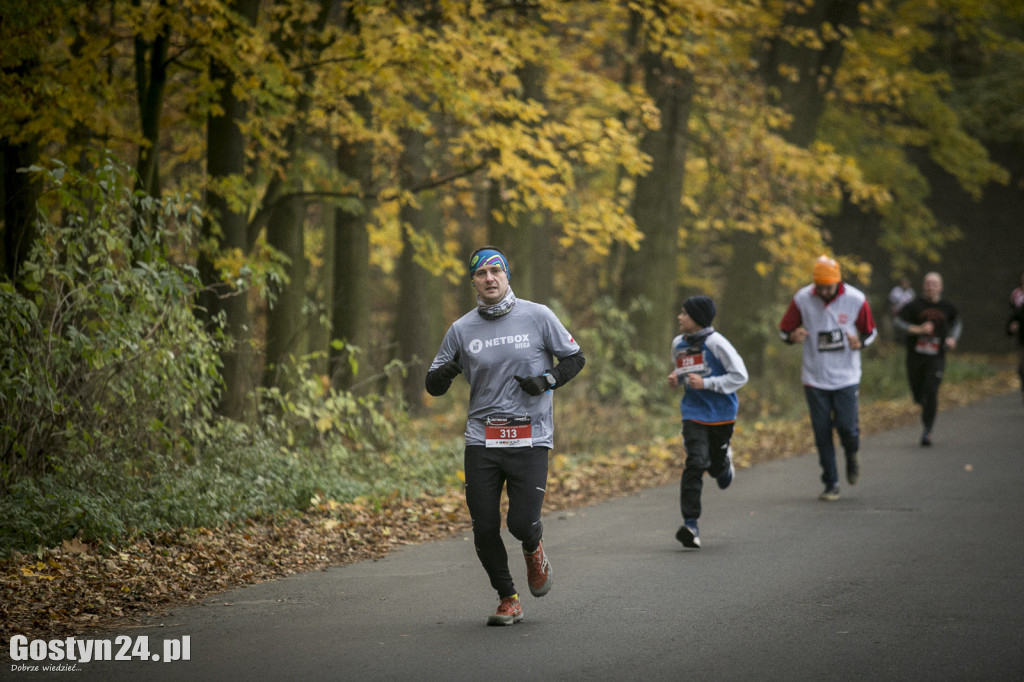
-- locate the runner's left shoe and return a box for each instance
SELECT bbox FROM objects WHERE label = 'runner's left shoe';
[487,594,524,626]
[717,448,735,490]
[676,519,700,548]
[524,541,552,597]
[847,454,860,485]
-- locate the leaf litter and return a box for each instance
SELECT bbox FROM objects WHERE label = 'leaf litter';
[1,372,1015,642]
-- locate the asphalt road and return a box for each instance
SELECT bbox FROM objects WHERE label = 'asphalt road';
[10,392,1024,681]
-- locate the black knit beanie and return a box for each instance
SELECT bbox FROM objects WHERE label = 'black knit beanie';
[683,295,716,329]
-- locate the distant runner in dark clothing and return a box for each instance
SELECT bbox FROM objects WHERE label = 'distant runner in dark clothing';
[895,272,962,446]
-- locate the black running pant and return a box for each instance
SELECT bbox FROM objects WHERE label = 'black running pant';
[906,351,945,431]
[680,421,734,521]
[464,445,548,599]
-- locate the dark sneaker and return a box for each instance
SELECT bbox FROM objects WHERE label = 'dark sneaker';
[716,448,735,490]
[524,541,552,597]
[487,594,524,626]
[847,456,860,485]
[920,430,932,446]
[675,519,700,548]
[819,484,840,501]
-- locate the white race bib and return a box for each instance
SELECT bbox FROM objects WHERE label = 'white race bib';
[485,415,533,448]
[915,336,941,355]
[675,348,707,375]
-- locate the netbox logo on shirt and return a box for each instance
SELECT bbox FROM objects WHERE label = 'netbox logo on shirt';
[468,334,532,353]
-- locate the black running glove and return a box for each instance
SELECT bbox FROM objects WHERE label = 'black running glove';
[425,351,462,397]
[514,374,549,396]
[437,359,462,381]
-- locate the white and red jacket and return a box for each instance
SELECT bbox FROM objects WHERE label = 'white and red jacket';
[779,283,877,390]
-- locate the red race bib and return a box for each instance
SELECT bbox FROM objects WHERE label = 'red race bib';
[485,415,533,448]
[675,348,706,375]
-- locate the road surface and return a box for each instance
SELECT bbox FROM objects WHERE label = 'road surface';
[10,392,1024,681]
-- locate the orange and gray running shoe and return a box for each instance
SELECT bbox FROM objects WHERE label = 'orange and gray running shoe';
[487,594,524,626]
[524,541,553,597]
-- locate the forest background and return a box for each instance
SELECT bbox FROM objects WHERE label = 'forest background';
[2,0,1024,632]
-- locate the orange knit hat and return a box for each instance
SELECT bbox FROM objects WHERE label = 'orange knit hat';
[812,256,841,285]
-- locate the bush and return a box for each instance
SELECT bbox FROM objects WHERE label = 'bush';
[0,160,462,555]
[0,157,222,491]
[572,296,668,409]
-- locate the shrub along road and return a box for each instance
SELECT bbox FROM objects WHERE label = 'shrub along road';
[2,371,1013,647]
[20,390,1024,681]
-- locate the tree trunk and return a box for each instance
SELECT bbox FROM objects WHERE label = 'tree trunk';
[759,0,860,148]
[260,0,334,391]
[330,200,371,389]
[486,181,536,300]
[528,213,555,305]
[263,195,308,390]
[717,230,773,375]
[133,2,169,201]
[617,50,695,363]
[1,139,41,282]
[197,0,259,422]
[394,127,441,412]
[720,0,861,373]
[1,43,43,283]
[331,93,374,390]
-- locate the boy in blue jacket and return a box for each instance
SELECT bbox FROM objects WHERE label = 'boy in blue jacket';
[667,296,749,548]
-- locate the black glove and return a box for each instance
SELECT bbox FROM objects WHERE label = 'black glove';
[437,359,462,381]
[425,351,462,397]
[514,374,548,396]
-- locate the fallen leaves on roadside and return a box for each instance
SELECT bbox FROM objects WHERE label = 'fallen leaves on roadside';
[1,371,1015,643]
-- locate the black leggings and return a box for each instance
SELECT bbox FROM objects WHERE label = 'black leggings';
[464,445,548,599]
[906,352,945,431]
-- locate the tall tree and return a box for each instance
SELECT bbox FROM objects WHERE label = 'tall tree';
[0,0,59,281]
[485,4,549,302]
[197,0,260,421]
[393,125,440,410]
[718,0,860,372]
[133,0,171,200]
[261,0,336,391]
[324,4,375,390]
[760,0,860,148]
[330,95,375,390]
[616,3,697,363]
[385,0,440,410]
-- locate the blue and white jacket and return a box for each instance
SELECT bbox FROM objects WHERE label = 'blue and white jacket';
[671,328,749,424]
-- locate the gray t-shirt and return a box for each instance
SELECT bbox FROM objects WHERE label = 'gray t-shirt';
[429,299,581,448]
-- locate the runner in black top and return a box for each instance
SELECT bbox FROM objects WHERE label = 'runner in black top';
[895,272,962,446]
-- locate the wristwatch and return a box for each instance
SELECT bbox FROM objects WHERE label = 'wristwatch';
[544,373,557,389]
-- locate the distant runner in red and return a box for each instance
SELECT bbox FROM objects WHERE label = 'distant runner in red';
[1007,270,1024,409]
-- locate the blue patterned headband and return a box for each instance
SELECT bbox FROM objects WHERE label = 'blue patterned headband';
[469,248,509,279]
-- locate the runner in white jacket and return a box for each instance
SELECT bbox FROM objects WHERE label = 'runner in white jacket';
[779,256,877,501]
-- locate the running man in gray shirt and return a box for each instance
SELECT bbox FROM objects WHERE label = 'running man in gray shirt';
[426,246,585,626]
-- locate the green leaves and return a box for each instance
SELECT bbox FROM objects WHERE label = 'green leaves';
[1,157,221,492]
